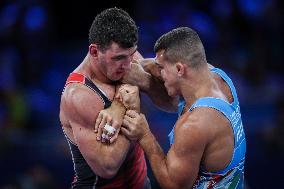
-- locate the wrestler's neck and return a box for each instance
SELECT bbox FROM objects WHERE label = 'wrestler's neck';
[77,54,113,85]
[181,64,217,105]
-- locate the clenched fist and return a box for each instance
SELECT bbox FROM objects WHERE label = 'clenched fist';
[117,84,140,113]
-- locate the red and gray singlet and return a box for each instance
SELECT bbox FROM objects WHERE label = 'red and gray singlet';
[63,72,148,189]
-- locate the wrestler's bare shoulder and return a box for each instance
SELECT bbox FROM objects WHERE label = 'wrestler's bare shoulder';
[61,84,105,124]
[62,83,93,100]
[175,107,229,134]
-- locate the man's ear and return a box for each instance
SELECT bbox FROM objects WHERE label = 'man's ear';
[176,62,185,77]
[89,44,98,58]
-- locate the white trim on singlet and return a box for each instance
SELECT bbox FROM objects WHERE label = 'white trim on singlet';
[62,128,77,146]
[64,131,79,178]
[84,84,106,106]
[93,176,98,188]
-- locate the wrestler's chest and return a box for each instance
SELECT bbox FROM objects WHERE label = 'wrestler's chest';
[96,84,116,100]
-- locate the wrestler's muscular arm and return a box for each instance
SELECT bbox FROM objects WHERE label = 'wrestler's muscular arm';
[121,60,214,112]
[95,84,140,143]
[62,84,130,179]
[122,109,208,189]
[94,53,178,142]
[107,56,212,116]
[96,53,178,134]
[123,58,179,112]
[139,113,206,188]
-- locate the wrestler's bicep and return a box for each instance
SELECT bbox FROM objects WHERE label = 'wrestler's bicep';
[65,85,104,127]
[166,114,208,187]
[64,86,102,141]
[64,86,111,172]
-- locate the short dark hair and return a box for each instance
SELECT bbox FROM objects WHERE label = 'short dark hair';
[89,7,138,51]
[154,27,206,68]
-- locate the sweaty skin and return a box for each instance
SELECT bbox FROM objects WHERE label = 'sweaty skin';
[123,58,179,112]
[60,42,138,179]
[95,25,245,188]
[60,83,131,179]
[94,84,140,143]
[95,57,179,142]
[120,51,235,188]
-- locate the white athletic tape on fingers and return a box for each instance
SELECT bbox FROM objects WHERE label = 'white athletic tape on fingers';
[104,124,116,135]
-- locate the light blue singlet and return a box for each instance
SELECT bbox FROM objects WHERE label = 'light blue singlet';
[168,68,246,189]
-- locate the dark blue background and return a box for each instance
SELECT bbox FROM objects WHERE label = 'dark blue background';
[0,0,283,188]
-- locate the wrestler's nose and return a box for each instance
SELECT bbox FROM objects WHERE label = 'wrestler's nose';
[122,59,131,70]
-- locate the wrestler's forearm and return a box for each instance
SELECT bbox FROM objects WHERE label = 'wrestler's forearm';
[94,89,126,138]
[88,135,131,178]
[87,98,129,178]
[96,100,129,176]
[139,133,180,189]
[140,63,212,112]
[127,68,177,112]
[123,59,178,112]
[142,75,178,113]
[100,135,131,165]
[108,99,126,119]
[141,64,213,112]
[138,60,178,112]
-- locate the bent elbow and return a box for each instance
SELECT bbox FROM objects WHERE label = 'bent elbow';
[99,167,118,179]
[90,161,120,179]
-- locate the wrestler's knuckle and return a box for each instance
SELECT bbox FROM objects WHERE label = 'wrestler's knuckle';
[133,86,139,91]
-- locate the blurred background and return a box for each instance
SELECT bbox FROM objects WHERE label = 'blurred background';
[0,0,283,188]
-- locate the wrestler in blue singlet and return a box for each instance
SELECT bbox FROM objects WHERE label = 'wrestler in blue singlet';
[169,68,246,189]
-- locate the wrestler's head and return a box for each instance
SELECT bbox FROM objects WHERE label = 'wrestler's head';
[88,8,138,81]
[154,27,207,96]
